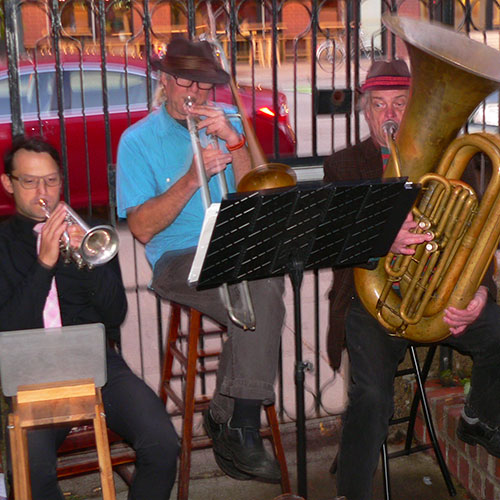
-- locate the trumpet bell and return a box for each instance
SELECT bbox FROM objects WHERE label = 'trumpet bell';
[237,163,297,192]
[80,225,119,266]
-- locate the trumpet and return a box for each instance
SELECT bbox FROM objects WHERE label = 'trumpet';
[38,199,119,269]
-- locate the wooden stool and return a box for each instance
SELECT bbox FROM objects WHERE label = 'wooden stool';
[159,301,291,500]
[8,379,116,500]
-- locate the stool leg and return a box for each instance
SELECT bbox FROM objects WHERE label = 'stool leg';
[160,304,181,404]
[177,308,202,500]
[404,346,436,452]
[8,413,32,500]
[381,441,391,500]
[265,405,291,494]
[409,346,456,497]
[93,395,116,500]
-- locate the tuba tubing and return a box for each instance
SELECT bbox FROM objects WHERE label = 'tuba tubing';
[354,14,500,343]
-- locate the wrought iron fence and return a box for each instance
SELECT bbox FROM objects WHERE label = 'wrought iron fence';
[2,0,500,429]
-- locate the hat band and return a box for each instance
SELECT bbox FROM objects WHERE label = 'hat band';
[165,54,217,76]
[361,75,411,92]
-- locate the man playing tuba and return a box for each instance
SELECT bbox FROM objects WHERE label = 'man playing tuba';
[116,37,285,483]
[323,60,500,500]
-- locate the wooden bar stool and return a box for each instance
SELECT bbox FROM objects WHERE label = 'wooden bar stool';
[8,379,116,500]
[159,301,291,500]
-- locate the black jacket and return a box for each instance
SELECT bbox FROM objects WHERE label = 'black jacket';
[0,214,127,342]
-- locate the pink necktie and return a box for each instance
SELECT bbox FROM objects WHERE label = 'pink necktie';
[34,223,63,328]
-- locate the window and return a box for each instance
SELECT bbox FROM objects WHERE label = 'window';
[67,69,152,110]
[0,71,55,117]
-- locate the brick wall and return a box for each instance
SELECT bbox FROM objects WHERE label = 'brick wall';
[415,380,500,500]
[21,3,49,49]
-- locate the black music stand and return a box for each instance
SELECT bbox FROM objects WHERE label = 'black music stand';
[190,178,420,499]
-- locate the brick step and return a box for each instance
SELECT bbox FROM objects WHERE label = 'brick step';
[414,380,500,499]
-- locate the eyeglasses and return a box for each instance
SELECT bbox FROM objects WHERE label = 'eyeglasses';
[173,76,214,91]
[9,173,62,190]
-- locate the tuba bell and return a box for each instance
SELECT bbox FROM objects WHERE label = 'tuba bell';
[354,14,500,343]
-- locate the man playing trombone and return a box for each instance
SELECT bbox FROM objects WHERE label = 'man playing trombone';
[116,37,285,483]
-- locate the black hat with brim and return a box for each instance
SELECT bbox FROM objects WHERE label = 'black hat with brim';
[151,38,230,85]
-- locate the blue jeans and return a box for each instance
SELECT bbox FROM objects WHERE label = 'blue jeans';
[152,249,285,422]
[18,349,179,500]
[337,295,500,500]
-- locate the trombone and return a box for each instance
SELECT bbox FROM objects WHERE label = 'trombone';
[185,96,256,331]
[188,8,296,331]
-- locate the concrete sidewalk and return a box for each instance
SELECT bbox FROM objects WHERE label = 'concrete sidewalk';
[62,417,470,500]
[56,223,471,500]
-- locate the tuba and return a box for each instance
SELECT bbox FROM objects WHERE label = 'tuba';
[354,14,500,343]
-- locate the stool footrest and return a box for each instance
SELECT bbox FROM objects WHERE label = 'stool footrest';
[169,365,218,379]
[57,443,135,478]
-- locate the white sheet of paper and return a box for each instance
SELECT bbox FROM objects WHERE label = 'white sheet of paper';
[188,203,221,286]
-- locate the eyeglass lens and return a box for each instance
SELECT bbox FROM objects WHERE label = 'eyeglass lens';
[11,173,61,189]
[175,77,214,90]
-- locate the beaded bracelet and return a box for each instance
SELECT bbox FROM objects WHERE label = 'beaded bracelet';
[226,135,246,152]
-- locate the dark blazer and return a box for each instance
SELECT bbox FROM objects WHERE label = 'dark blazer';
[0,214,127,343]
[323,137,383,370]
[323,137,497,371]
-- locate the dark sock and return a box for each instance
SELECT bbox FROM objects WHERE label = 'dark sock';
[231,398,262,429]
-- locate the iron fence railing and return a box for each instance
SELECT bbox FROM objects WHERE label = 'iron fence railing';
[2,0,500,425]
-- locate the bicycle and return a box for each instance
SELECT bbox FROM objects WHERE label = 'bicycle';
[316,27,383,72]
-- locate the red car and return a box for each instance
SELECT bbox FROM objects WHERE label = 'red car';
[0,54,296,215]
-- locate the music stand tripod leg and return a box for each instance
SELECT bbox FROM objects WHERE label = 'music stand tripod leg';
[288,257,308,498]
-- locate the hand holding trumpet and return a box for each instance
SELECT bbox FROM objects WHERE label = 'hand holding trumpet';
[37,202,84,268]
[38,199,118,269]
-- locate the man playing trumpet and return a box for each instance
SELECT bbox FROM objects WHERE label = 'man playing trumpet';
[117,38,285,482]
[0,136,180,499]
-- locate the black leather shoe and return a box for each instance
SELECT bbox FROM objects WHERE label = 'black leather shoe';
[203,410,253,480]
[203,410,282,483]
[457,416,500,458]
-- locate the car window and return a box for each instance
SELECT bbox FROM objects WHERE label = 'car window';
[0,77,10,116]
[67,69,150,110]
[108,71,149,106]
[0,71,55,117]
[470,90,499,127]
[68,69,103,109]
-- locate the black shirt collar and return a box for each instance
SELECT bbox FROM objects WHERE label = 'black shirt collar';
[10,213,41,242]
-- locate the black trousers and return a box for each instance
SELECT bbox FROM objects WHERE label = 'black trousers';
[19,348,179,500]
[337,295,500,500]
